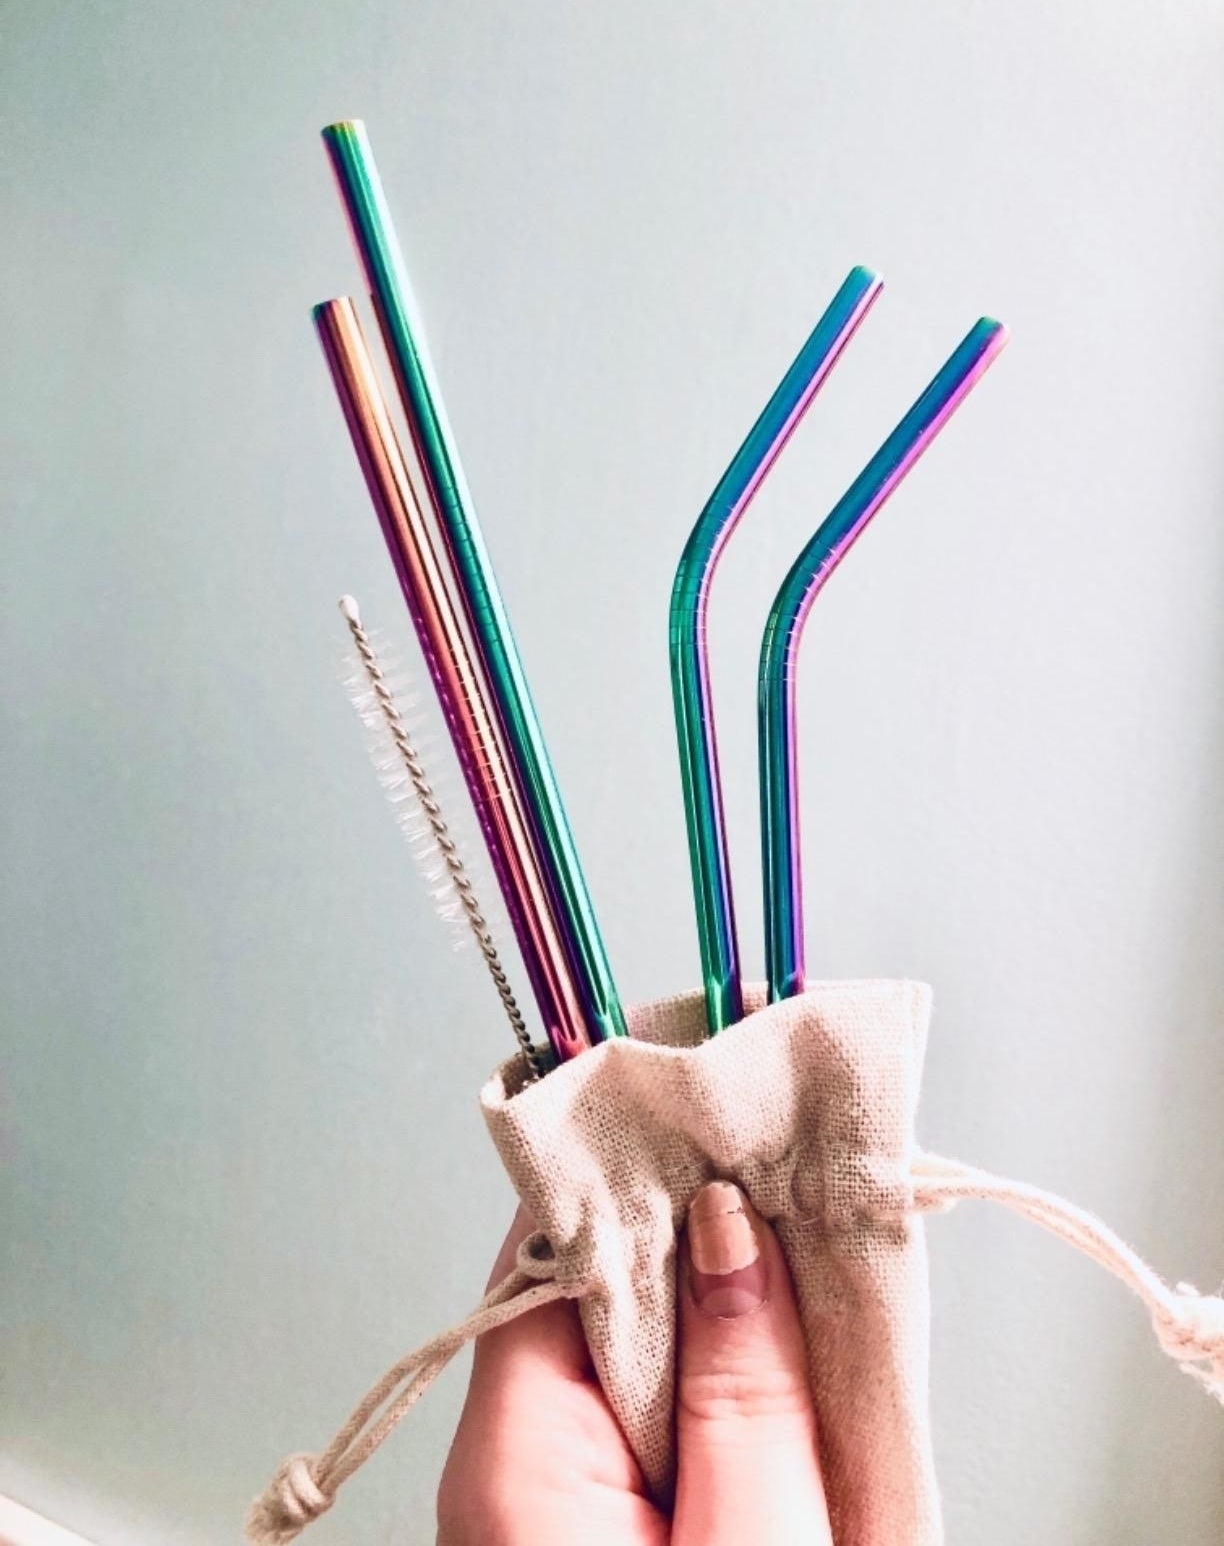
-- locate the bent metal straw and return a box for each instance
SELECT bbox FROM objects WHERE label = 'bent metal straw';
[759,317,1009,1003]
[670,268,883,1035]
[321,119,626,1047]
[315,298,590,1064]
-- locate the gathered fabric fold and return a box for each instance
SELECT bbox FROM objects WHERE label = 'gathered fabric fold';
[246,988,1222,1544]
[478,980,942,1533]
[245,1145,1222,1544]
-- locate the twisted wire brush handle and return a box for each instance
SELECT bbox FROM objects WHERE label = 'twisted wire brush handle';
[316,296,588,1061]
[340,595,545,1080]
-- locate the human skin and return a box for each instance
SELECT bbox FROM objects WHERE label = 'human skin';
[437,1180,833,1546]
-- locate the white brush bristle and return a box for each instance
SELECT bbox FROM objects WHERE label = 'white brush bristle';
[337,597,540,1072]
[342,634,472,952]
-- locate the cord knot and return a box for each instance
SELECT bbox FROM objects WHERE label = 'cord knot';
[1153,1285,1224,1400]
[245,1452,333,1544]
[515,1229,560,1280]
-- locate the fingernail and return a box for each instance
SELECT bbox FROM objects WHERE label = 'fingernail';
[687,1181,767,1318]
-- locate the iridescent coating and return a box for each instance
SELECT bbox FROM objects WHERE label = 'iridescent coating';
[315,298,590,1063]
[759,317,1009,1002]
[338,594,545,1081]
[321,120,625,1045]
[669,268,883,1035]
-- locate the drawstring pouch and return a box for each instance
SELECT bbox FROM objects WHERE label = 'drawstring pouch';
[247,982,1224,1545]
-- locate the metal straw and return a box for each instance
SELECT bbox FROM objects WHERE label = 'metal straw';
[759,317,1009,1002]
[669,268,883,1034]
[321,120,625,1045]
[338,594,546,1079]
[316,298,590,1063]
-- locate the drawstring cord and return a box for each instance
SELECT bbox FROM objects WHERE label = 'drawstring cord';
[913,1154,1224,1404]
[245,1234,586,1544]
[247,1161,1222,1542]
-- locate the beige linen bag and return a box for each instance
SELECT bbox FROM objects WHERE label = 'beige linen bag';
[247,983,1224,1545]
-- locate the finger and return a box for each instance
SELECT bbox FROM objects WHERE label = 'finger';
[673,1181,833,1546]
[471,1205,591,1389]
[441,1206,651,1541]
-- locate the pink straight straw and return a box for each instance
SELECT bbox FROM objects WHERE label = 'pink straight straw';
[314,297,590,1064]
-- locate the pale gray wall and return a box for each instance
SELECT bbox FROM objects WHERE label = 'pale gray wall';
[3,3,1223,1542]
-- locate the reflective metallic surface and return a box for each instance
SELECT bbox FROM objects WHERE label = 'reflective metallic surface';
[668,268,882,1034]
[759,317,1009,1003]
[321,120,625,1045]
[315,298,591,1062]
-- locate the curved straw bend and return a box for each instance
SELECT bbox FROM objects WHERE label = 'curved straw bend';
[759,317,1008,1002]
[669,267,883,1035]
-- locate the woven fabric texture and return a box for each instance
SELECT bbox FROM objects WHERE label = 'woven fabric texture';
[481,980,941,1546]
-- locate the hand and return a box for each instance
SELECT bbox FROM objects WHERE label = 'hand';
[437,1181,833,1545]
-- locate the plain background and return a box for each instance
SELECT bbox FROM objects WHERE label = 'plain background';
[3,2,1223,1542]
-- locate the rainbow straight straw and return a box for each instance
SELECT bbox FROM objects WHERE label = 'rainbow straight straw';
[315,298,591,1064]
[759,316,1009,1003]
[669,268,883,1035]
[322,120,625,1046]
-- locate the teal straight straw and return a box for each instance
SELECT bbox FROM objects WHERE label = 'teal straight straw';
[759,317,1009,1003]
[669,268,882,1034]
[323,119,625,1044]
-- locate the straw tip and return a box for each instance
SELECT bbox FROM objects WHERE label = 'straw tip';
[322,118,365,139]
[311,297,349,326]
[338,595,361,624]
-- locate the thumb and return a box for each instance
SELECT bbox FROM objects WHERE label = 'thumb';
[673,1181,833,1546]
